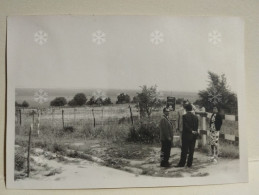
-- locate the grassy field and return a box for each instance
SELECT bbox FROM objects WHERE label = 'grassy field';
[14,104,239,179]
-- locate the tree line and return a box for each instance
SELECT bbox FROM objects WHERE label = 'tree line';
[50,92,134,107]
[15,71,238,115]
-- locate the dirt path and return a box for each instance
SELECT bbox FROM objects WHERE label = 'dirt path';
[14,146,241,189]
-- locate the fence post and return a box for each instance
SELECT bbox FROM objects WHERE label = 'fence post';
[27,124,32,177]
[51,108,54,122]
[128,105,134,125]
[19,109,22,125]
[37,109,40,136]
[62,109,65,129]
[74,108,76,123]
[101,107,104,127]
[92,108,96,128]
[32,110,35,130]
[200,108,207,147]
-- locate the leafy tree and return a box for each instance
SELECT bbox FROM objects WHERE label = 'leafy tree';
[73,93,87,106]
[135,85,162,117]
[50,97,67,107]
[116,93,130,104]
[87,96,96,105]
[194,71,238,114]
[68,99,77,107]
[131,96,139,103]
[95,97,103,105]
[103,97,112,105]
[87,96,112,106]
[21,101,29,108]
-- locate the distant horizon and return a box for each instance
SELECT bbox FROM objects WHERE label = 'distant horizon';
[15,87,201,94]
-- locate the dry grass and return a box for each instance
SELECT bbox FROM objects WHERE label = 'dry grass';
[197,140,239,159]
[15,104,240,176]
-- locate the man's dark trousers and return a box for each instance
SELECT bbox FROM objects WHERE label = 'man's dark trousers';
[177,111,199,167]
[160,140,172,166]
[178,137,196,167]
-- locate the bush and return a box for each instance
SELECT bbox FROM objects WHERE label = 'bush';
[21,101,29,108]
[51,142,66,154]
[73,93,87,106]
[15,152,26,171]
[50,97,67,107]
[63,126,74,133]
[127,119,160,144]
[116,93,130,104]
[68,99,77,106]
[103,97,113,105]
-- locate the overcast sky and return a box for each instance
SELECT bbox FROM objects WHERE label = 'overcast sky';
[8,16,243,92]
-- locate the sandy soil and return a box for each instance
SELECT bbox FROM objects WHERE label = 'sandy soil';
[14,145,241,189]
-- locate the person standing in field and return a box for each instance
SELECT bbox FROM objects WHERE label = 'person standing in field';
[159,107,174,167]
[209,106,223,163]
[177,100,187,147]
[176,104,199,168]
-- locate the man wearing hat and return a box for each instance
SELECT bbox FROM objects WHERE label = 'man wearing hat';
[159,107,174,167]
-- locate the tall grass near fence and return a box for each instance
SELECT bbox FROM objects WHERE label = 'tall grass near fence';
[15,104,240,177]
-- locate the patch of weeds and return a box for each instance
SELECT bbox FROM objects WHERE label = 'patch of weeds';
[15,152,26,171]
[51,142,66,154]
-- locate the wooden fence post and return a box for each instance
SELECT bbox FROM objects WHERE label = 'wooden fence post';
[32,110,35,130]
[101,108,104,127]
[200,110,207,147]
[92,108,96,128]
[74,108,76,123]
[129,105,134,125]
[37,109,40,136]
[51,108,54,122]
[27,124,32,177]
[62,109,65,129]
[195,107,207,148]
[19,109,22,125]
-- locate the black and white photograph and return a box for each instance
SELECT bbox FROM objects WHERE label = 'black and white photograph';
[6,16,247,189]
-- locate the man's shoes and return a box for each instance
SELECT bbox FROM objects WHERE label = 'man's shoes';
[160,162,170,168]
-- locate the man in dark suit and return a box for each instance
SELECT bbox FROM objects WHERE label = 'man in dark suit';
[160,107,173,167]
[176,104,199,167]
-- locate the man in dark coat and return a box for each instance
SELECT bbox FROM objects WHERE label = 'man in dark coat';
[160,107,173,167]
[176,104,199,167]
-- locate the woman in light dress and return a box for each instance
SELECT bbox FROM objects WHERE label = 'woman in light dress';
[209,107,223,163]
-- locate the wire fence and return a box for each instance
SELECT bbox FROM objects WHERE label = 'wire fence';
[15,105,167,129]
